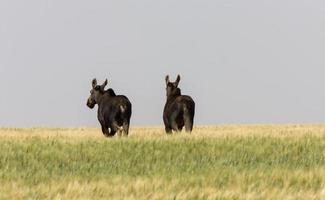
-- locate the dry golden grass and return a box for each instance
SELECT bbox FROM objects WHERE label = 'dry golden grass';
[1,124,325,140]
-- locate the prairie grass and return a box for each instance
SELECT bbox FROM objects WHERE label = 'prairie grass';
[0,125,324,199]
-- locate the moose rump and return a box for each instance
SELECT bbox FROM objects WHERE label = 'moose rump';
[87,78,132,137]
[163,75,195,133]
[97,95,131,137]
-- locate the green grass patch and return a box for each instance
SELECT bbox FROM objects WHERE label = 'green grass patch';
[0,131,324,199]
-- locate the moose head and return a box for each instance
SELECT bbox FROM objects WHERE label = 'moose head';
[165,75,181,98]
[86,78,108,109]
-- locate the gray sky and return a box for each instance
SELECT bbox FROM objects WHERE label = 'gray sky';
[1,0,325,127]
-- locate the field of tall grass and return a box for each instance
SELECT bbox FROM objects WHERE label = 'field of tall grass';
[0,125,324,199]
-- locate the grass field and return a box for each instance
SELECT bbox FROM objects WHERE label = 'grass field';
[0,125,324,200]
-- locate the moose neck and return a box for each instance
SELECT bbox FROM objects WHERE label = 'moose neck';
[96,93,106,107]
[97,92,114,107]
[167,88,181,101]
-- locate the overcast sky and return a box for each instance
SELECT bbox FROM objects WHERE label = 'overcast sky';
[1,0,325,127]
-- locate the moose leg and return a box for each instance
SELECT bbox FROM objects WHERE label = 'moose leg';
[163,117,172,134]
[112,122,123,137]
[164,118,173,134]
[122,121,130,136]
[171,121,180,132]
[100,123,110,137]
[165,126,172,134]
[178,124,183,132]
[108,129,116,137]
[184,115,194,133]
[165,121,173,134]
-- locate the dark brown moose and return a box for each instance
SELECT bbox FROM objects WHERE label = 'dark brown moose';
[163,75,195,133]
[87,78,132,137]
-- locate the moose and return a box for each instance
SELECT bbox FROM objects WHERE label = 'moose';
[86,78,132,137]
[163,75,195,133]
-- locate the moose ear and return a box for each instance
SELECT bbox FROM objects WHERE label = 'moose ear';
[100,79,108,91]
[165,75,170,85]
[92,78,97,88]
[174,74,181,87]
